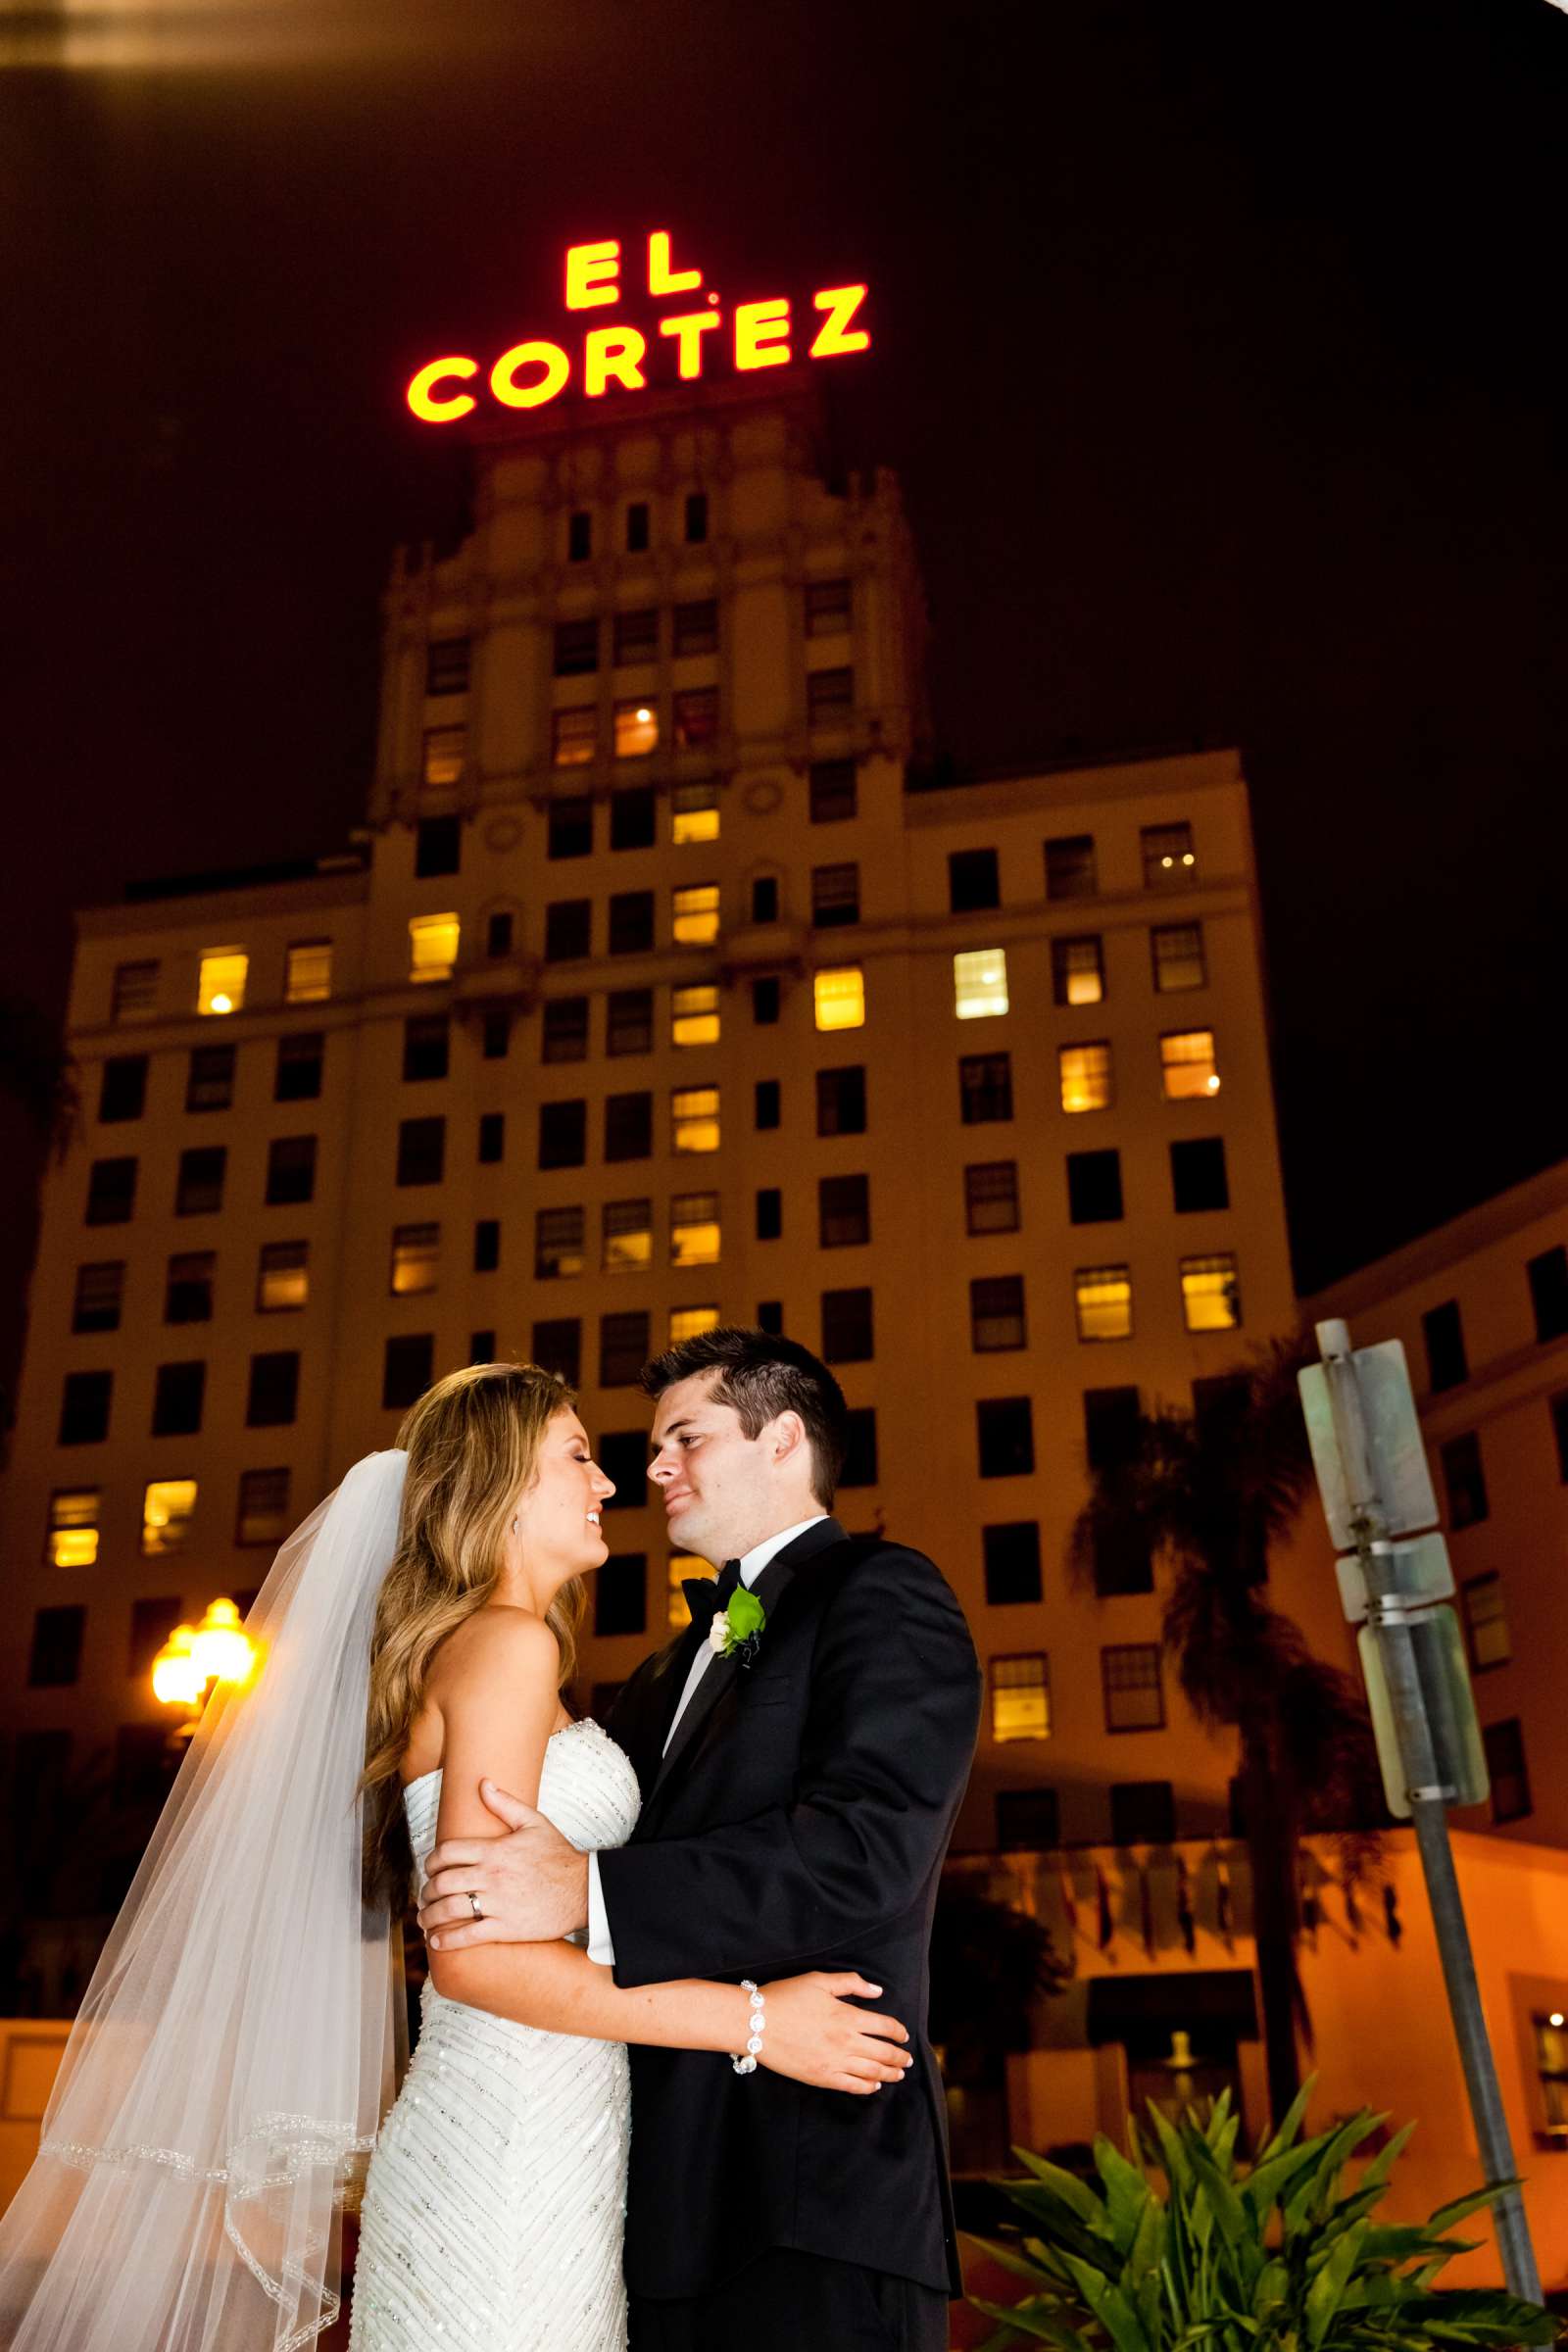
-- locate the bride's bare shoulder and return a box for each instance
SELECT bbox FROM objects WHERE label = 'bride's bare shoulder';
[427,1603,560,1700]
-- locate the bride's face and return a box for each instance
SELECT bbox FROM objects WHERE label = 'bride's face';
[506,1410,614,1597]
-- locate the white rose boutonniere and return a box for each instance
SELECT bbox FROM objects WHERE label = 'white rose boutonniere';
[708,1585,766,1666]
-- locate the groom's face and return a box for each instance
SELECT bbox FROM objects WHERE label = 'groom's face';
[647,1369,767,1565]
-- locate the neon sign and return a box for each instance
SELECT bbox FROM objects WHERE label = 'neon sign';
[407,231,870,424]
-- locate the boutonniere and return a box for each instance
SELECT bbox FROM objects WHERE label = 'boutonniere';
[709,1585,766,1666]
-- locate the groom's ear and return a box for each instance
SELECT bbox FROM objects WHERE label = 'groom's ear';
[770,1409,808,1467]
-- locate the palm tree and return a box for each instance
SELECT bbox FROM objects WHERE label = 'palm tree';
[0,991,77,1157]
[1067,1336,1382,2121]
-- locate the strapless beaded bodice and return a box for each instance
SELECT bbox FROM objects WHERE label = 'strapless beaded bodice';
[402,1716,642,1879]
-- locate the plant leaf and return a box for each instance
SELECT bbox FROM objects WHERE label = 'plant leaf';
[1256,2077,1315,2165]
[1422,2182,1511,2234]
[1095,2135,1154,2256]
[1304,2218,1368,2346]
[1014,2147,1113,2227]
[969,2295,1101,2350]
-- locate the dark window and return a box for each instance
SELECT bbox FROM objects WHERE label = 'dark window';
[1142,821,1196,888]
[1171,1136,1229,1213]
[821,1287,873,1362]
[477,1111,505,1164]
[1552,1392,1568,1483]
[538,1100,586,1169]
[396,1116,445,1187]
[29,1605,86,1690]
[1051,935,1104,1007]
[757,1299,784,1335]
[604,1092,653,1162]
[403,1013,450,1083]
[625,501,650,554]
[673,687,719,749]
[549,796,594,859]
[469,1330,496,1365]
[236,1466,292,1546]
[610,890,656,956]
[567,510,592,562]
[673,598,717,657]
[964,1160,1019,1235]
[811,862,859,927]
[481,1009,511,1060]
[598,1431,649,1508]
[1110,1780,1176,1842]
[87,1155,138,1225]
[596,1553,648,1638]
[415,814,462,878]
[756,1188,783,1242]
[532,1317,582,1385]
[381,1335,432,1412]
[1527,1245,1568,1344]
[819,1173,869,1248]
[610,608,656,665]
[1441,1432,1490,1529]
[487,909,514,958]
[1068,1149,1124,1224]
[1423,1299,1468,1393]
[984,1522,1042,1605]
[151,1359,204,1436]
[248,1350,300,1426]
[175,1146,226,1216]
[1084,1386,1142,1473]
[426,636,469,695]
[1461,1572,1510,1672]
[959,1054,1012,1124]
[808,666,853,725]
[1152,921,1206,992]
[60,1368,112,1445]
[978,1396,1034,1478]
[801,573,852,639]
[611,787,658,851]
[128,1595,183,1678]
[1484,1717,1531,1824]
[545,899,592,962]
[73,1260,124,1334]
[164,1251,214,1325]
[996,1788,1060,1850]
[601,1310,651,1388]
[535,1204,585,1280]
[1045,834,1098,900]
[751,879,781,928]
[275,1031,324,1102]
[553,617,599,676]
[684,491,709,543]
[266,1135,316,1205]
[542,998,589,1063]
[185,1044,235,1112]
[473,1218,501,1275]
[607,987,655,1056]
[808,759,857,823]
[754,1079,781,1131]
[815,1065,866,1138]
[752,975,781,1023]
[98,1054,147,1123]
[971,1275,1026,1350]
[948,848,1000,913]
[1103,1644,1165,1733]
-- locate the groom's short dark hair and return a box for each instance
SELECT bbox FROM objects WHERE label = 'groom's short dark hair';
[640,1326,850,1507]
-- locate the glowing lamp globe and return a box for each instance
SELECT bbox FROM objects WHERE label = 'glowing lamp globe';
[190,1597,257,1688]
[152,1625,203,1709]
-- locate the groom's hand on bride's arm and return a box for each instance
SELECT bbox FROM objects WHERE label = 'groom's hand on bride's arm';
[418,1779,589,1949]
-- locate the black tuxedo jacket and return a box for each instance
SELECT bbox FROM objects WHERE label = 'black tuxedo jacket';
[601,1518,981,2301]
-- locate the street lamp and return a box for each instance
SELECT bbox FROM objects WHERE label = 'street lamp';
[152,1597,259,1730]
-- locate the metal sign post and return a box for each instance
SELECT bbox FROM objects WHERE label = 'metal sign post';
[1298,1318,1542,2303]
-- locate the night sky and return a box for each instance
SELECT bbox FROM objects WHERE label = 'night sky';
[3,0,1565,1385]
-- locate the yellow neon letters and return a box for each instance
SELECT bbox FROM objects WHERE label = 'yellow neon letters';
[584,326,648,398]
[659,310,722,378]
[809,284,871,359]
[489,340,570,410]
[565,239,621,309]
[407,356,479,422]
[648,230,702,297]
[734,298,792,370]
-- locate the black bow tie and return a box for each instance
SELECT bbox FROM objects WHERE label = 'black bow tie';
[682,1558,743,1631]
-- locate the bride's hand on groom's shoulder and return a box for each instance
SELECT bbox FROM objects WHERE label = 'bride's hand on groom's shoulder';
[420,1779,589,1949]
[759,1973,915,2097]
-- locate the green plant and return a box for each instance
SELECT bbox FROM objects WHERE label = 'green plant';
[967,2081,1558,2352]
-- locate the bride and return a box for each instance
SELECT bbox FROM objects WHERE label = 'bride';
[0,1361,912,2352]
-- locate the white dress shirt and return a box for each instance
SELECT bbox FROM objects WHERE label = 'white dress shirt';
[585,1514,827,1967]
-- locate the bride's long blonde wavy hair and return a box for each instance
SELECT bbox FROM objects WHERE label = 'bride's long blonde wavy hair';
[362,1361,587,1905]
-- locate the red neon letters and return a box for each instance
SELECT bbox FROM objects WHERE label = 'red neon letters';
[408,231,869,423]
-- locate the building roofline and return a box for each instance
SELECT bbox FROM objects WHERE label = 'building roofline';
[1303,1153,1568,1314]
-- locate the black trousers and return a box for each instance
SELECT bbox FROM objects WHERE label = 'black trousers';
[628,2247,949,2352]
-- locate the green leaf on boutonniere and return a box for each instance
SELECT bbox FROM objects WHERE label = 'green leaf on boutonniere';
[726,1587,765,1642]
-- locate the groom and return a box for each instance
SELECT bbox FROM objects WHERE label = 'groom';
[418,1326,982,2351]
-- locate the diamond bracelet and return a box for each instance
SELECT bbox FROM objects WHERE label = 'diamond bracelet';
[731,1980,765,2076]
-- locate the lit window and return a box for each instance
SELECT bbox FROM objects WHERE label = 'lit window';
[142,1477,197,1558]
[422,727,466,788]
[992,1653,1051,1743]
[672,782,720,845]
[1152,922,1205,992]
[257,1241,309,1312]
[46,1489,99,1569]
[111,959,159,1023]
[671,1193,721,1267]
[1102,1642,1164,1732]
[670,1304,720,1344]
[1181,1252,1242,1332]
[672,1087,720,1153]
[1161,1029,1219,1099]
[553,707,598,767]
[285,940,332,1004]
[1462,1573,1510,1671]
[1142,821,1197,887]
[1535,2011,1568,2137]
[668,1552,709,1631]
[1052,935,1103,1006]
[813,966,865,1032]
[954,949,1009,1020]
[197,951,247,1017]
[603,1199,653,1274]
[409,913,460,984]
[615,698,660,758]
[1075,1263,1133,1342]
[672,884,720,947]
[390,1222,440,1296]
[237,1467,292,1547]
[671,984,720,1048]
[1059,1042,1112,1113]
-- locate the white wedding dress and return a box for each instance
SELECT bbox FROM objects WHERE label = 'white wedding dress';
[350,1719,642,2351]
